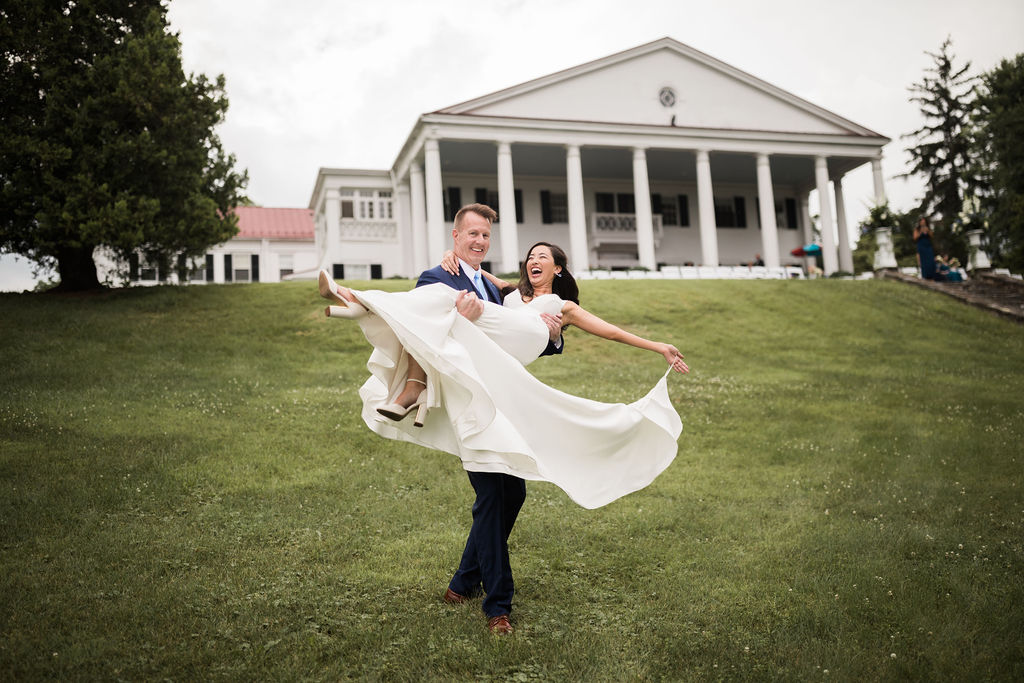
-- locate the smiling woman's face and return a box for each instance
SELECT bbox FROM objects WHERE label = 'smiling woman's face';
[525,245,561,288]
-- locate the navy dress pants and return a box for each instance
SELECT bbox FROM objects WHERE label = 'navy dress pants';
[448,471,526,618]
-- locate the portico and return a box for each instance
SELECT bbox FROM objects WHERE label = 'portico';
[311,38,889,278]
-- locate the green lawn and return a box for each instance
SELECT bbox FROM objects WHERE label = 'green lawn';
[1,279,1022,681]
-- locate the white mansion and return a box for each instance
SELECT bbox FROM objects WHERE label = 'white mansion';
[309,37,890,280]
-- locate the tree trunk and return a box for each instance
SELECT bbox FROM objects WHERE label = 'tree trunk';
[55,245,102,291]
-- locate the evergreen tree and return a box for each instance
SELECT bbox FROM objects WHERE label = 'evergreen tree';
[901,37,982,263]
[975,54,1024,271]
[0,1,247,291]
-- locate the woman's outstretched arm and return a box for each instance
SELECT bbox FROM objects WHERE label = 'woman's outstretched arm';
[560,301,689,374]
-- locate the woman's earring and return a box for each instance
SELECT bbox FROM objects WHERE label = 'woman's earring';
[556,271,562,278]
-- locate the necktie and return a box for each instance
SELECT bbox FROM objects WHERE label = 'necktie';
[473,272,487,300]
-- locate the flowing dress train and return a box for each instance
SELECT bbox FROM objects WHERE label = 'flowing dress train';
[345,283,682,509]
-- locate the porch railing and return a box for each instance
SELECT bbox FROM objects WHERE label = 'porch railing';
[589,213,663,247]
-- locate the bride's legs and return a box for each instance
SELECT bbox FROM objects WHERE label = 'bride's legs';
[393,355,427,408]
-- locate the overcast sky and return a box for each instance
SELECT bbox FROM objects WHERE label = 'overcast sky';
[3,0,1023,290]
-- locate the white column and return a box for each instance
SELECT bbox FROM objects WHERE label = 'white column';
[632,148,656,270]
[799,193,813,245]
[260,238,274,282]
[497,141,520,273]
[834,175,853,273]
[321,187,341,273]
[409,163,428,275]
[566,144,589,272]
[815,156,838,275]
[696,150,718,267]
[396,180,413,277]
[423,139,445,266]
[212,248,225,283]
[871,155,886,205]
[755,153,780,269]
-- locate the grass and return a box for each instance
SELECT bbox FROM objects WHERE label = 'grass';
[1,278,1022,681]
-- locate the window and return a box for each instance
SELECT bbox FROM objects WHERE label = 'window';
[659,195,678,226]
[232,253,251,282]
[340,189,355,219]
[475,188,499,209]
[379,191,392,219]
[472,187,521,222]
[279,254,294,278]
[714,196,747,228]
[540,190,568,224]
[595,192,615,213]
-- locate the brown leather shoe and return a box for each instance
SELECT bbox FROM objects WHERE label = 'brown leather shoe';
[443,588,469,605]
[487,614,513,635]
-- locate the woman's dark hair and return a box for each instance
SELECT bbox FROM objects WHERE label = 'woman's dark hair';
[515,242,580,305]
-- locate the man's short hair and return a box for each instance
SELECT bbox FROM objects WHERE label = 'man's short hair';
[454,203,497,229]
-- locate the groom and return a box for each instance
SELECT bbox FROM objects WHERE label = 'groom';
[416,203,563,635]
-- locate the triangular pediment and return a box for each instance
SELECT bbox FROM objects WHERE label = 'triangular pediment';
[437,38,881,138]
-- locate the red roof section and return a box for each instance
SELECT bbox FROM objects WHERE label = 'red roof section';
[232,206,314,240]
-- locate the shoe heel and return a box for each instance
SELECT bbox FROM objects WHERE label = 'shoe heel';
[325,304,366,319]
[413,401,428,428]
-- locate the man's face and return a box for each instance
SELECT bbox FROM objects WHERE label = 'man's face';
[452,212,491,269]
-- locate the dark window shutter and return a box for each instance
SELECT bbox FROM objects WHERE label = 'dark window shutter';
[224,254,233,282]
[678,195,690,226]
[445,187,461,221]
[332,264,344,280]
[785,198,798,229]
[158,262,168,282]
[734,196,747,227]
[650,193,662,214]
[514,189,522,222]
[176,254,187,279]
[475,188,487,204]
[205,254,214,282]
[480,261,492,273]
[596,193,615,213]
[251,254,259,282]
[370,264,382,279]
[540,190,552,224]
[129,253,139,281]
[617,193,635,214]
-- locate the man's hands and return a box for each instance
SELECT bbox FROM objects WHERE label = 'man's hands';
[455,291,561,344]
[455,290,484,322]
[540,312,563,343]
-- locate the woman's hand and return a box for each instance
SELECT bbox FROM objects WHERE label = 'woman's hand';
[661,343,689,374]
[441,250,459,276]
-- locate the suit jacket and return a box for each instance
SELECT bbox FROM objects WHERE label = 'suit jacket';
[416,265,563,356]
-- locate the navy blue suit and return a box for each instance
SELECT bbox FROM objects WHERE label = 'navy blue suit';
[416,264,561,617]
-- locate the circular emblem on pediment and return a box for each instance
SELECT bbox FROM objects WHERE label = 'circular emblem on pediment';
[658,87,676,108]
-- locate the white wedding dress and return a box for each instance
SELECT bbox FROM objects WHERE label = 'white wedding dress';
[347,283,682,509]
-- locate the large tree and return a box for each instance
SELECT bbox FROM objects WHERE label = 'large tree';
[975,53,1024,272]
[901,38,982,263]
[0,1,247,291]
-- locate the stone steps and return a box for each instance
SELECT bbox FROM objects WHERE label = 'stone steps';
[882,270,1024,323]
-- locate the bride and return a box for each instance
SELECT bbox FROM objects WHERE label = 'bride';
[318,242,688,509]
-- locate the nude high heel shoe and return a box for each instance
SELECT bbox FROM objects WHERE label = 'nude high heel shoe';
[376,378,428,427]
[319,269,351,305]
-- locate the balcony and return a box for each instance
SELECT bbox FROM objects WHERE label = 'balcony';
[339,219,397,242]
[590,213,663,248]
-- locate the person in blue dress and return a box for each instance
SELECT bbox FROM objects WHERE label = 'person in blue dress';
[914,216,940,280]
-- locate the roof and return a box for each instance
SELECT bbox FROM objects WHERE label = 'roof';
[232,206,314,240]
[432,37,887,140]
